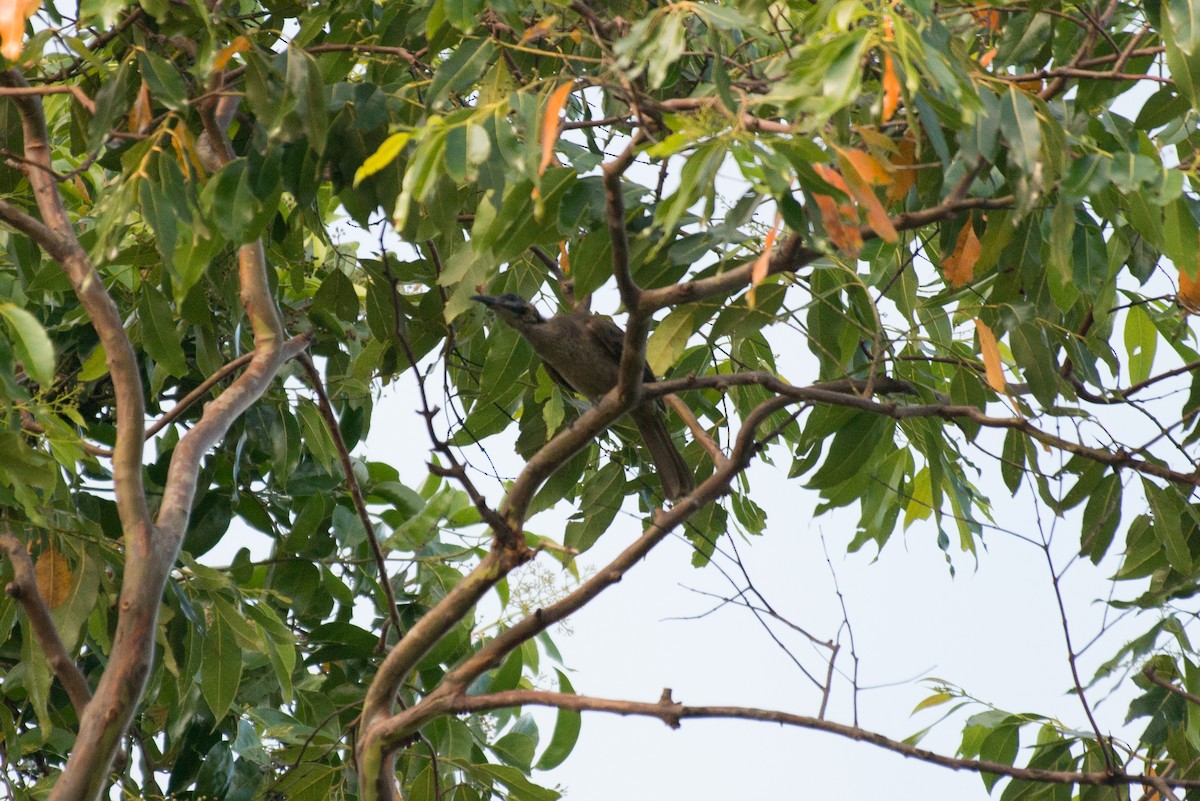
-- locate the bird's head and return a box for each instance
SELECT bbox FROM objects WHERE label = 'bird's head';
[471,293,544,327]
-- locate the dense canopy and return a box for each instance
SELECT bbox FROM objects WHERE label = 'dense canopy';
[3,1,1200,800]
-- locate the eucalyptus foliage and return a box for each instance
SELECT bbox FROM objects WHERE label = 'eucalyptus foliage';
[3,0,1200,800]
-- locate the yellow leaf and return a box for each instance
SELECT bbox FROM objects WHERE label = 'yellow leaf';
[748,213,782,308]
[353,132,411,187]
[213,36,251,71]
[34,545,72,609]
[941,219,981,287]
[975,318,1006,393]
[539,81,574,177]
[912,691,954,713]
[881,53,900,121]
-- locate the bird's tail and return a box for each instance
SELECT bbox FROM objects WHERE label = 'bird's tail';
[633,406,695,501]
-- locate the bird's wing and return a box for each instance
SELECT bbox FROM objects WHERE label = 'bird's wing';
[540,361,577,394]
[583,313,658,384]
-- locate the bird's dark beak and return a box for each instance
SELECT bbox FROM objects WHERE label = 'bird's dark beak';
[471,294,497,308]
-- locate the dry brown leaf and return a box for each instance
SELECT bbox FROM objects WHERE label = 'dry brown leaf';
[129,80,153,134]
[975,318,1006,393]
[34,545,72,609]
[882,54,900,121]
[539,81,574,178]
[941,218,982,286]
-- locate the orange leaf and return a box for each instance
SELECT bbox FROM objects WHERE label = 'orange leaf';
[813,163,850,194]
[886,135,917,205]
[970,3,1002,32]
[748,213,782,308]
[812,164,864,254]
[1180,266,1200,313]
[539,81,574,177]
[882,53,900,121]
[34,545,72,609]
[941,218,982,286]
[837,150,898,243]
[979,47,998,68]
[213,36,251,70]
[812,192,862,254]
[975,318,1006,392]
[0,0,40,61]
[838,147,892,186]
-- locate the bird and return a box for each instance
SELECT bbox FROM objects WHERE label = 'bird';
[471,293,695,500]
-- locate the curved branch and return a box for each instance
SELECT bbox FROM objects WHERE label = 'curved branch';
[0,69,152,544]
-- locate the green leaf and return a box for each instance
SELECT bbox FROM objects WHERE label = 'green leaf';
[535,670,581,770]
[806,413,894,491]
[1123,304,1157,386]
[1144,479,1192,574]
[199,158,264,244]
[1000,428,1026,495]
[287,46,328,155]
[1081,473,1121,564]
[137,51,188,111]
[428,38,496,111]
[1009,324,1059,408]
[138,285,187,377]
[1000,87,1040,175]
[646,306,697,375]
[0,304,55,386]
[564,461,625,554]
[445,0,483,31]
[201,612,243,722]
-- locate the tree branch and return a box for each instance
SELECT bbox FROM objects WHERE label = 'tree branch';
[450,689,1194,791]
[374,394,794,749]
[0,69,152,543]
